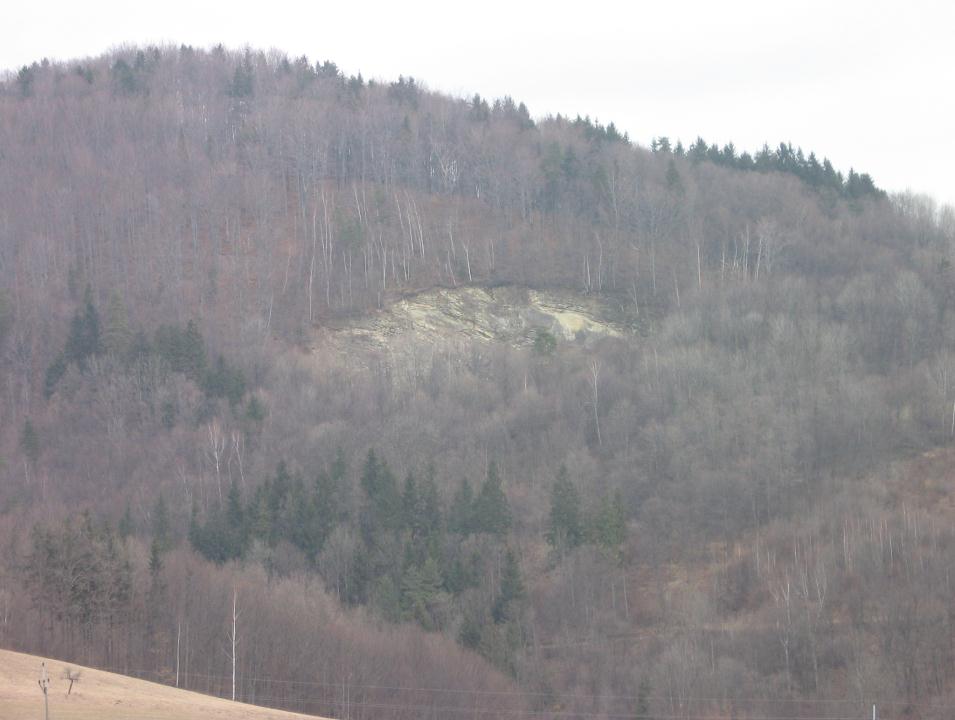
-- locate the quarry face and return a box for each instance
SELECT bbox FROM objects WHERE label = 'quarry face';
[313,285,626,358]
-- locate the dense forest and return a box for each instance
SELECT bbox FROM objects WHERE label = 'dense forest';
[2,45,955,719]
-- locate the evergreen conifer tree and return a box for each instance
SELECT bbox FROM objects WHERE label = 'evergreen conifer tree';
[20,420,40,467]
[492,547,524,623]
[44,354,67,399]
[82,285,101,358]
[118,503,134,539]
[152,492,172,553]
[420,466,443,540]
[0,290,12,349]
[360,450,400,538]
[665,160,684,196]
[591,490,627,560]
[182,320,207,380]
[348,542,373,605]
[102,292,131,358]
[636,676,652,720]
[449,478,475,535]
[547,465,582,555]
[401,471,419,535]
[474,463,511,536]
[226,477,248,556]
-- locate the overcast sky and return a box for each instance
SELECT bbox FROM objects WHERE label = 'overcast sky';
[4,1,953,208]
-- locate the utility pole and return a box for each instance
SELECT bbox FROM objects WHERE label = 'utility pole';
[37,661,49,720]
[175,620,181,688]
[872,704,877,720]
[229,588,239,702]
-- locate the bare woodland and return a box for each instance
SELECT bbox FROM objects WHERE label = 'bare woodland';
[1,45,955,719]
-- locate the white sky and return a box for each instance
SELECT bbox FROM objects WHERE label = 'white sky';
[4,0,954,208]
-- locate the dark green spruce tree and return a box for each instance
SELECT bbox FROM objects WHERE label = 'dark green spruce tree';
[547,465,583,557]
[474,462,511,536]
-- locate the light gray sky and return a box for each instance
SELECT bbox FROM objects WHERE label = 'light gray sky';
[4,0,954,208]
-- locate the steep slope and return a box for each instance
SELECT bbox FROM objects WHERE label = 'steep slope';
[315,285,626,358]
[2,44,955,720]
[0,649,326,720]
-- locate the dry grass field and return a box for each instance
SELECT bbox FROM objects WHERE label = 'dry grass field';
[0,649,328,720]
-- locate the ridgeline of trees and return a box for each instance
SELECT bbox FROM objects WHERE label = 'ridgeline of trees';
[1,44,955,720]
[651,136,884,201]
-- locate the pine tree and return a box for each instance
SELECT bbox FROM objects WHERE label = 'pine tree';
[469,94,490,122]
[458,611,483,649]
[102,292,131,358]
[64,312,87,366]
[591,490,627,561]
[348,542,373,605]
[20,420,40,467]
[688,137,709,163]
[330,447,350,522]
[229,54,254,98]
[0,290,12,349]
[128,329,151,363]
[16,65,35,98]
[636,676,652,720]
[401,556,443,629]
[249,488,273,545]
[360,449,381,499]
[309,471,337,555]
[245,394,267,423]
[111,58,139,95]
[82,285,101,358]
[449,478,475,535]
[148,537,164,577]
[492,547,524,623]
[516,101,534,130]
[446,554,475,594]
[652,136,671,153]
[205,355,247,406]
[474,463,511,536]
[665,160,684,196]
[372,575,402,622]
[44,354,67,399]
[265,463,293,547]
[152,493,172,553]
[401,471,420,535]
[226,478,248,557]
[182,320,206,380]
[63,286,102,369]
[420,466,443,540]
[188,499,201,550]
[533,328,557,356]
[360,450,400,538]
[118,502,134,539]
[547,465,582,555]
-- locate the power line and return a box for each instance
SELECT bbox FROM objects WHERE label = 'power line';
[37,694,886,720]
[73,661,955,712]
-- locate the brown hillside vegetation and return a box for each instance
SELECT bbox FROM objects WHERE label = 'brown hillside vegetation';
[2,44,955,719]
[0,648,326,720]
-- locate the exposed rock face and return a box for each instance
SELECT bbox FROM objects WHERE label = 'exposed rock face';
[313,286,625,357]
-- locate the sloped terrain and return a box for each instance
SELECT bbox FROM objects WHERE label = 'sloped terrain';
[2,44,955,720]
[314,285,626,358]
[0,649,326,720]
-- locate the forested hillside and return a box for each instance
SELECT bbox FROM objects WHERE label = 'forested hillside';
[2,45,955,719]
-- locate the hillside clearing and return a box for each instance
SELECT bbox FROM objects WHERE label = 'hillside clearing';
[0,649,327,720]
[313,285,626,357]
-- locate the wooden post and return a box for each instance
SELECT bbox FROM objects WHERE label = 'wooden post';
[38,662,49,720]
